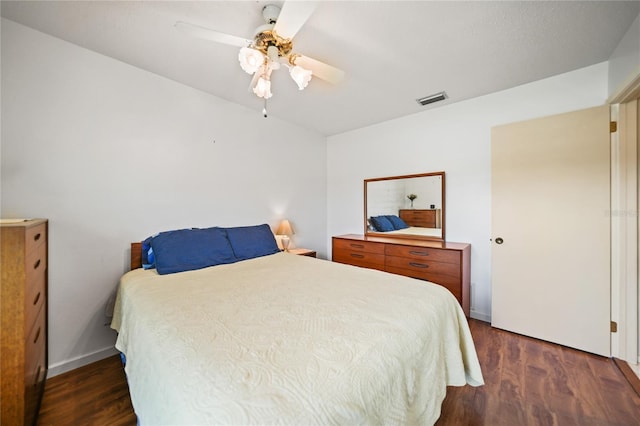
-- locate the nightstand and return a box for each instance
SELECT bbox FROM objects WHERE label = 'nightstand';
[287,248,317,258]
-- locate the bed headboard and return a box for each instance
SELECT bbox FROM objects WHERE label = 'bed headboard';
[131,242,142,270]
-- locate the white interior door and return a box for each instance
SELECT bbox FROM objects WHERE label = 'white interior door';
[491,105,611,357]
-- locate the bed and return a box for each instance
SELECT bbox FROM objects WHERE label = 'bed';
[385,226,442,237]
[368,215,442,238]
[111,225,483,425]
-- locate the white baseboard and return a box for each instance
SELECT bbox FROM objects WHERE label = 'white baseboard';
[48,346,120,377]
[470,309,491,323]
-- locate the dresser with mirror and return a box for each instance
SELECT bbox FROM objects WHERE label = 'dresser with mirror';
[332,171,471,316]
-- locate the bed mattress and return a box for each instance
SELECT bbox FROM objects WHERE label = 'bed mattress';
[112,252,483,425]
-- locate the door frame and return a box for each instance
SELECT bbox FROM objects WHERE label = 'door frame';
[608,72,640,365]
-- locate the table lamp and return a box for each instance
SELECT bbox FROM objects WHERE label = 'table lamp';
[276,219,294,252]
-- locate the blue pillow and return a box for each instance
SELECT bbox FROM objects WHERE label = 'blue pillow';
[151,227,237,275]
[225,224,280,261]
[141,235,157,270]
[369,216,394,232]
[386,215,409,230]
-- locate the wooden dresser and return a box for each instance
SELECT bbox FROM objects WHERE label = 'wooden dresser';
[398,209,441,228]
[1,219,48,426]
[332,234,470,316]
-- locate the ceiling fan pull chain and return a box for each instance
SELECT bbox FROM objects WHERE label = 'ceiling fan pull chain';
[263,98,268,118]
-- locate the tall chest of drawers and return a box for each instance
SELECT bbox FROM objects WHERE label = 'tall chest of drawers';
[1,219,48,426]
[398,209,441,228]
[332,234,470,316]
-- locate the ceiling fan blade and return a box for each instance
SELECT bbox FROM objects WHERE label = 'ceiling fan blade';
[272,1,318,40]
[293,55,345,85]
[175,21,252,47]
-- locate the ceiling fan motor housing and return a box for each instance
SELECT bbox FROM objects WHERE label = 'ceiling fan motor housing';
[254,30,292,57]
[262,4,280,25]
[251,4,292,58]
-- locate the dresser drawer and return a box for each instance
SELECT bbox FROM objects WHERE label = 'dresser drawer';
[401,210,430,217]
[426,274,462,300]
[25,306,46,380]
[385,255,460,278]
[25,242,47,292]
[399,210,434,218]
[385,245,460,264]
[385,264,462,299]
[25,222,47,253]
[25,271,46,337]
[24,309,46,426]
[333,238,385,254]
[399,210,438,227]
[333,250,385,271]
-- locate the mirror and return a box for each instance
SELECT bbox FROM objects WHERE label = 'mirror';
[364,171,445,241]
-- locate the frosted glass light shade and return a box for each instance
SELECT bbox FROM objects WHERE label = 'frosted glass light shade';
[289,65,312,90]
[253,77,272,99]
[238,47,264,74]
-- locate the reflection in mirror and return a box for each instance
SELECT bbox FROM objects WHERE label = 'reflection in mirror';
[365,171,445,241]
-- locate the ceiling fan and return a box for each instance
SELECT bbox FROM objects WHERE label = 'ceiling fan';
[175,1,344,104]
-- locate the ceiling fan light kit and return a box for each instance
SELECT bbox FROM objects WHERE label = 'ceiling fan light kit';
[176,1,344,109]
[289,65,312,90]
[254,75,273,99]
[238,47,264,74]
[237,5,314,100]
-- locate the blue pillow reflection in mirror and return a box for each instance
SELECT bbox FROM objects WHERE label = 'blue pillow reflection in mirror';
[369,216,394,232]
[385,215,409,230]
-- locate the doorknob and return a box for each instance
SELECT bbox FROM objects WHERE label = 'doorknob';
[495,237,504,244]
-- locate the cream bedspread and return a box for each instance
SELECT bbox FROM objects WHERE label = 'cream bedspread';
[112,252,483,425]
[386,226,442,237]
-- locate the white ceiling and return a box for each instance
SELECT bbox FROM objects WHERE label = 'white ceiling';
[2,1,639,136]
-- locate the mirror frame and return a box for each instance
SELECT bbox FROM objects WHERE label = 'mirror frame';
[364,171,446,242]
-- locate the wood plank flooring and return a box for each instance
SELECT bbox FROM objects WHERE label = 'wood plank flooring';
[37,319,640,425]
[37,355,136,426]
[436,320,640,426]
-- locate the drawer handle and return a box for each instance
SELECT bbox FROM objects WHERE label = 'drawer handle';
[350,254,365,259]
[409,251,429,256]
[34,259,41,270]
[33,292,41,306]
[349,244,364,249]
[33,326,41,344]
[33,365,41,387]
[34,233,41,242]
[409,262,429,269]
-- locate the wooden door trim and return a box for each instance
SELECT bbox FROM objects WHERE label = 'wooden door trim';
[611,100,639,365]
[609,68,640,104]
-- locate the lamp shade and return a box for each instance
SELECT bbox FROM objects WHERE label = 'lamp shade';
[276,220,294,236]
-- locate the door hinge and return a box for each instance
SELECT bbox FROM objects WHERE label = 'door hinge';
[610,121,617,133]
[611,321,618,333]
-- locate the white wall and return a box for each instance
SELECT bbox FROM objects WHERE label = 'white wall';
[1,19,327,375]
[327,62,609,321]
[608,13,640,97]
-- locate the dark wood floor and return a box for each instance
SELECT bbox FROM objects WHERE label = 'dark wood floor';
[37,319,640,425]
[436,320,640,426]
[37,355,136,426]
